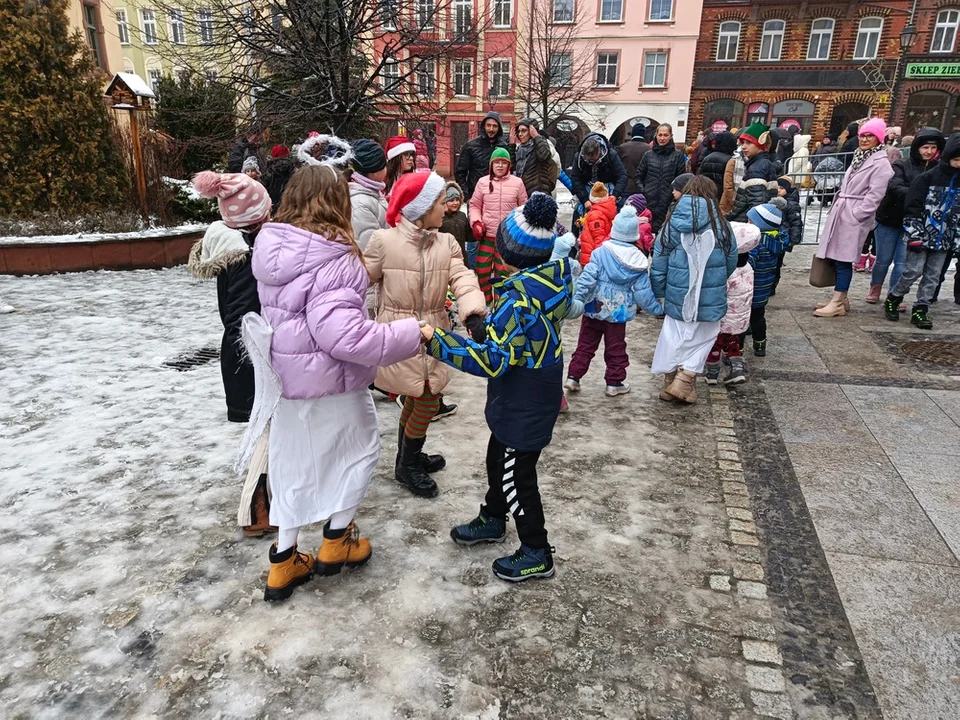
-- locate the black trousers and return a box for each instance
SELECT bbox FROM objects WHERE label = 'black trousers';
[482,434,547,549]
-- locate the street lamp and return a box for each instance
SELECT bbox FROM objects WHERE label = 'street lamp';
[899,24,919,51]
[487,86,498,111]
[890,19,919,126]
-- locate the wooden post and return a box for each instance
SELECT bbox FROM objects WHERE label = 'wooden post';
[128,106,148,222]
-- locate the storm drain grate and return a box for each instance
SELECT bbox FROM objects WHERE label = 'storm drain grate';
[899,340,960,368]
[163,346,220,371]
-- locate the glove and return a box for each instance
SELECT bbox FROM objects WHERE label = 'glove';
[464,314,487,343]
[472,221,486,240]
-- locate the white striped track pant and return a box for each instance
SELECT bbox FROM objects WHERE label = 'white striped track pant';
[482,434,548,549]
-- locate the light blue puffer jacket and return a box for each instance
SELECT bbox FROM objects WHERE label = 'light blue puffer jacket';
[649,195,738,322]
[574,239,662,322]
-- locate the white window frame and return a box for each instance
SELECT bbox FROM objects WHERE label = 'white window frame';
[549,52,572,87]
[853,17,883,60]
[553,0,574,23]
[416,0,434,30]
[141,9,158,45]
[416,58,436,96]
[931,9,958,53]
[169,8,186,45]
[492,0,512,28]
[198,8,213,43]
[642,51,667,88]
[490,58,511,97]
[204,68,218,84]
[806,18,833,60]
[596,52,618,87]
[147,67,162,94]
[453,0,472,37]
[380,0,398,31]
[381,57,401,95]
[759,19,785,61]
[716,20,740,61]
[116,9,130,45]
[648,0,672,22]
[452,58,473,96]
[599,0,622,22]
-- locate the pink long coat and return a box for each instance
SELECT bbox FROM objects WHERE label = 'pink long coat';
[815,150,894,264]
[721,223,761,335]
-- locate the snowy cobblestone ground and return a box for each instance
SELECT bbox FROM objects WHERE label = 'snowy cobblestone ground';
[0,268,830,718]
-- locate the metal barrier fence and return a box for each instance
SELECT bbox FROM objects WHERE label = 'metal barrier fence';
[789,151,854,245]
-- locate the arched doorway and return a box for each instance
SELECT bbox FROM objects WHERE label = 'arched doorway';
[703,99,745,133]
[547,116,591,172]
[830,103,869,137]
[610,116,660,147]
[904,90,952,135]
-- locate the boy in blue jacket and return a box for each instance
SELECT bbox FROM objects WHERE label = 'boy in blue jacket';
[565,205,663,398]
[420,193,573,582]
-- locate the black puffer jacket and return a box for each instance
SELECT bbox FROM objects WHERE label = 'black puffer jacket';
[513,135,559,196]
[264,156,298,211]
[902,133,960,252]
[876,127,945,228]
[570,133,629,207]
[782,187,804,248]
[227,139,259,173]
[699,132,737,201]
[726,153,778,222]
[637,141,688,231]
[456,111,509,198]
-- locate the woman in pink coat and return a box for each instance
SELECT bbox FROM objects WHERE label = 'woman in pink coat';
[249,160,424,602]
[469,147,528,304]
[813,118,895,317]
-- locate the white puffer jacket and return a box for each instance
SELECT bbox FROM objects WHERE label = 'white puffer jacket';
[720,222,761,335]
[349,181,388,251]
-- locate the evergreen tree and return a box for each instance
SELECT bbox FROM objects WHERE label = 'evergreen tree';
[154,73,236,176]
[0,0,128,216]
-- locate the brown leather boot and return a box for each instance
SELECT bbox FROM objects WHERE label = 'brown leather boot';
[663,369,698,404]
[243,474,278,538]
[316,522,372,576]
[264,543,315,602]
[659,371,678,402]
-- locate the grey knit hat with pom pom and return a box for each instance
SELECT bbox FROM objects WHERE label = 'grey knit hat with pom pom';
[496,192,558,269]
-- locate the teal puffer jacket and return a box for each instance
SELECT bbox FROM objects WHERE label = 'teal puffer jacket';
[650,196,738,322]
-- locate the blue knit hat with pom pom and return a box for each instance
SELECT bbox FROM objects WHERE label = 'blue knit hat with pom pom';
[497,192,558,269]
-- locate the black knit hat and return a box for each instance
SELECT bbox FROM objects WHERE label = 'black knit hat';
[672,173,694,193]
[496,192,558,269]
[351,139,387,174]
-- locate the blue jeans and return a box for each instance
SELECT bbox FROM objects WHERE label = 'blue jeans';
[835,261,853,292]
[465,241,478,269]
[872,223,906,289]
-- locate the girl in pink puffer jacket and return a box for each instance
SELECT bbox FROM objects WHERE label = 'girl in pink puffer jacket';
[705,222,761,387]
[248,160,424,602]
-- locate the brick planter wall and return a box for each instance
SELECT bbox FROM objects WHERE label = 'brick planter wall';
[0,232,203,275]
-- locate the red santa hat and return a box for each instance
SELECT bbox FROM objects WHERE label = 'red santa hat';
[384,135,416,161]
[386,171,447,227]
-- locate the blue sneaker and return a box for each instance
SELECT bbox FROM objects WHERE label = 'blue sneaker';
[450,510,506,546]
[492,544,555,582]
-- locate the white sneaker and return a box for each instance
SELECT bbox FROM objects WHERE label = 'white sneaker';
[564,377,581,392]
[605,383,631,397]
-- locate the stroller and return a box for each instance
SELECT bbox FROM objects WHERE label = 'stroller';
[810,155,844,207]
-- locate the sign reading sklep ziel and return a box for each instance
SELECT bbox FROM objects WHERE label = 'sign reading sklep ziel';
[905,63,960,78]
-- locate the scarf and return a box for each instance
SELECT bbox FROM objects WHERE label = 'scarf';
[680,229,716,323]
[850,144,884,173]
[351,173,386,194]
[514,140,533,177]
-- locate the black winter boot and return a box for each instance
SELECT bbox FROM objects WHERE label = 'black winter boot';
[396,435,439,498]
[910,305,933,329]
[395,424,446,474]
[884,294,903,321]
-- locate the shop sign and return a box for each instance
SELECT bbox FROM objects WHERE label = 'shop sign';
[905,63,960,78]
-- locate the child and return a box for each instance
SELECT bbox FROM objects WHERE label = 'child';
[746,199,789,356]
[565,206,662,398]
[726,123,778,222]
[384,135,417,195]
[552,229,581,279]
[247,157,423,602]
[420,192,573,582]
[771,177,804,295]
[242,156,261,181]
[626,193,655,255]
[885,132,960,329]
[469,147,528,304]
[705,222,761,386]
[189,170,274,538]
[348,139,389,252]
[651,176,738,404]
[439,182,472,266]
[365,172,487,498]
[579,182,618,265]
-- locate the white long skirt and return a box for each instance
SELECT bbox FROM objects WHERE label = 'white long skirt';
[651,316,721,376]
[268,390,380,530]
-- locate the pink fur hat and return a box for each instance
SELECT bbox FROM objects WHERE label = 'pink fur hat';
[192,172,271,229]
[858,118,888,143]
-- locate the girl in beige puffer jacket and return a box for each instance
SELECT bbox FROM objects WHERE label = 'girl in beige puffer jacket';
[364,172,487,498]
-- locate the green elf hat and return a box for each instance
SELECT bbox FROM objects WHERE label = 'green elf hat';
[739,122,771,149]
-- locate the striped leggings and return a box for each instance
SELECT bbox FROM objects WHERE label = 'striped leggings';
[475,236,506,306]
[482,434,547,549]
[400,389,440,440]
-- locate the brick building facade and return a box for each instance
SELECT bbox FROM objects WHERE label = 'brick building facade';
[689,0,915,142]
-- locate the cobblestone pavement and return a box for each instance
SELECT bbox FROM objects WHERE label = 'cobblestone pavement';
[0,246,957,718]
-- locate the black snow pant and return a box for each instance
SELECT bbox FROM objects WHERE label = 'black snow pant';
[482,434,548,549]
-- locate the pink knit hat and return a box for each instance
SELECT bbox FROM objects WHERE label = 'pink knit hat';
[192,172,271,229]
[858,118,888,142]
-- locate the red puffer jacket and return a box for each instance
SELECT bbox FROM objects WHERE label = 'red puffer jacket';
[579,196,618,265]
